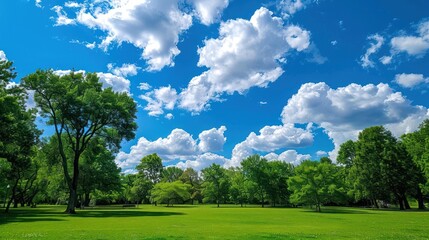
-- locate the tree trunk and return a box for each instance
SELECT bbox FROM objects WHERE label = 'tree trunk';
[65,188,77,214]
[416,187,425,210]
[84,192,90,207]
[404,196,411,210]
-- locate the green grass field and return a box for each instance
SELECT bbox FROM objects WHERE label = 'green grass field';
[1,205,428,239]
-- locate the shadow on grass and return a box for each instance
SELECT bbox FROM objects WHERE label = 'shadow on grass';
[0,207,185,225]
[300,207,372,214]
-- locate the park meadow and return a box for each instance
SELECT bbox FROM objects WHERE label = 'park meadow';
[1,204,429,240]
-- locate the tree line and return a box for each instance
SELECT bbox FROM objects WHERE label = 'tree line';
[1,59,429,213]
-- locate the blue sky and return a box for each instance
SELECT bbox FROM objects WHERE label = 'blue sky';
[1,0,428,173]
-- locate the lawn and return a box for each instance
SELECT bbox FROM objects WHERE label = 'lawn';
[0,205,428,239]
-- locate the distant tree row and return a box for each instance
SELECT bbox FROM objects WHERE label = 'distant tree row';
[1,59,429,213]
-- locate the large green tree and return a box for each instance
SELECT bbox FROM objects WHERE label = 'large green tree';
[0,60,40,213]
[402,119,429,209]
[241,155,270,207]
[23,70,137,213]
[288,160,345,212]
[352,126,414,209]
[202,164,230,207]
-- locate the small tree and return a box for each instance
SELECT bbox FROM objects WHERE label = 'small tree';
[150,181,191,206]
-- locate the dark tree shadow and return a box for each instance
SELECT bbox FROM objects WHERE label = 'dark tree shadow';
[0,207,185,225]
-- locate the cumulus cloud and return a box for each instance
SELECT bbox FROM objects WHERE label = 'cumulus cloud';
[187,0,229,25]
[51,0,230,71]
[176,152,228,171]
[140,85,178,117]
[198,126,227,152]
[179,7,311,113]
[395,73,428,88]
[53,69,130,93]
[67,0,193,71]
[264,150,311,165]
[107,63,140,77]
[226,123,313,167]
[0,50,6,61]
[360,34,384,68]
[281,82,429,159]
[316,150,327,157]
[115,126,227,172]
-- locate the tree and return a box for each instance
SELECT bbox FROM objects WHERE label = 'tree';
[228,168,251,207]
[352,126,414,210]
[0,59,40,213]
[241,155,270,207]
[402,119,429,209]
[266,161,294,206]
[136,153,163,184]
[150,181,191,206]
[161,167,183,183]
[78,137,121,207]
[23,70,137,214]
[202,164,230,207]
[179,168,202,204]
[288,160,345,212]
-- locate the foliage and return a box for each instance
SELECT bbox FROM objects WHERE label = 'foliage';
[241,155,270,207]
[289,160,346,212]
[150,181,191,206]
[161,166,184,183]
[22,70,137,213]
[0,59,40,213]
[201,164,230,207]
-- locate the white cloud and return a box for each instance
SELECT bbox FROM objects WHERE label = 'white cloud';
[115,127,228,172]
[107,63,140,77]
[53,70,130,93]
[281,82,428,160]
[64,1,81,8]
[165,113,174,120]
[264,150,311,165]
[226,123,313,167]
[96,72,130,93]
[0,50,6,61]
[35,0,42,8]
[70,0,194,71]
[360,34,384,68]
[395,73,428,88]
[140,85,178,117]
[259,101,268,105]
[138,82,151,91]
[179,7,311,113]
[51,6,76,26]
[198,126,227,152]
[85,42,96,49]
[115,129,199,171]
[277,0,312,19]
[391,21,429,56]
[316,150,327,157]
[176,152,228,171]
[331,40,338,46]
[187,0,229,25]
[379,55,392,65]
